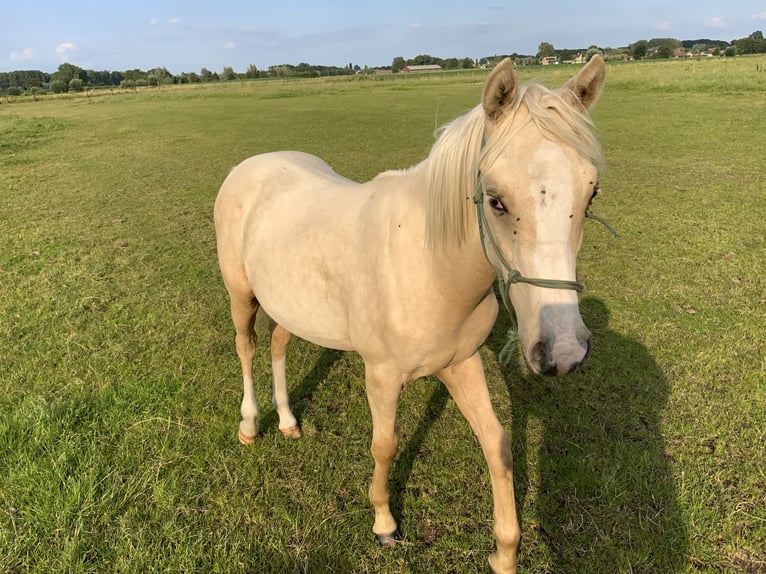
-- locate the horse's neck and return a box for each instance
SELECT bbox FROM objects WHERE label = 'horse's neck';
[379,162,495,307]
[430,232,496,309]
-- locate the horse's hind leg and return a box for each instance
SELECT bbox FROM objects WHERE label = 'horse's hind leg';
[229,293,260,444]
[269,321,301,438]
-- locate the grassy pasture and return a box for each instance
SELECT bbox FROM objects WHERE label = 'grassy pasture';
[1,56,764,573]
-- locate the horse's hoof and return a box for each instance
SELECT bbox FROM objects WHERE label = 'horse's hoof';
[238,429,256,445]
[488,553,516,574]
[375,529,401,548]
[279,425,302,439]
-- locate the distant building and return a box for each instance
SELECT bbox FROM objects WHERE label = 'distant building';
[401,64,443,73]
[541,56,559,65]
[673,48,694,58]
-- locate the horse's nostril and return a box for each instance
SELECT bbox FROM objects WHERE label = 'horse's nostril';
[542,364,558,377]
[566,339,591,374]
[532,341,557,376]
[532,341,547,364]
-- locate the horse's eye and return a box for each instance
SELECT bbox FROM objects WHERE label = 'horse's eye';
[488,196,506,215]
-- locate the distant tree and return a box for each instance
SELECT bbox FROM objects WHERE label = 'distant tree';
[631,40,649,60]
[559,49,573,62]
[724,46,737,57]
[222,66,237,81]
[124,69,146,82]
[200,68,216,82]
[735,31,766,54]
[391,56,406,72]
[460,57,474,69]
[443,57,459,69]
[410,54,440,65]
[537,42,556,59]
[50,80,67,93]
[21,70,44,89]
[648,37,681,58]
[245,64,259,79]
[110,71,124,86]
[29,86,43,101]
[53,63,85,86]
[585,46,602,61]
[148,67,173,85]
[68,78,84,92]
[7,86,22,97]
[649,37,681,49]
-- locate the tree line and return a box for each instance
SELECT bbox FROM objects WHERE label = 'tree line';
[0,61,360,95]
[390,55,475,72]
[2,31,764,96]
[532,31,765,62]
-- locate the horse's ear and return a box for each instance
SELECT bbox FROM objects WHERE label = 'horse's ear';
[482,58,518,121]
[562,54,606,110]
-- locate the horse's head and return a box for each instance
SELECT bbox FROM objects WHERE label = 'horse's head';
[478,57,606,376]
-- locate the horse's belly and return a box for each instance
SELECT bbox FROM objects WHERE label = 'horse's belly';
[243,217,359,352]
[257,288,356,352]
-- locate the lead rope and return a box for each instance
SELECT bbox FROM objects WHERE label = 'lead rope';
[473,164,618,367]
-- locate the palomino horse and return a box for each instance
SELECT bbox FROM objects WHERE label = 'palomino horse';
[214,56,606,573]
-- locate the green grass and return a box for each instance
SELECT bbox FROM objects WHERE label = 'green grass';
[1,56,765,573]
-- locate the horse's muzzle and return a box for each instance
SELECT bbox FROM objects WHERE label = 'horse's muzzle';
[530,337,591,377]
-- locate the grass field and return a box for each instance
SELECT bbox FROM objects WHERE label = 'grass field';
[1,56,765,573]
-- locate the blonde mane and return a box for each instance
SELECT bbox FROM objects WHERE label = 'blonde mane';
[425,82,604,248]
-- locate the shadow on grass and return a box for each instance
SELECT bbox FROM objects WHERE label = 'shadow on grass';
[488,297,688,572]
[389,381,450,537]
[259,347,342,434]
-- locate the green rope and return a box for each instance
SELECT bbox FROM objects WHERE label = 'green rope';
[586,210,620,237]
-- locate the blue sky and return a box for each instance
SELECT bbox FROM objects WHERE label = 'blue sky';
[3,1,766,73]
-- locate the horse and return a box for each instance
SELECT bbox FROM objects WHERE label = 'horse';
[214,56,606,574]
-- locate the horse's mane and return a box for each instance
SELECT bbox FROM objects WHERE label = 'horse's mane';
[424,82,604,248]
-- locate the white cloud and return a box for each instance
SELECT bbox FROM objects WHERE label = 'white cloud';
[654,21,673,31]
[56,42,76,55]
[10,47,35,61]
[223,41,236,49]
[706,17,727,29]
[409,22,424,29]
[753,10,766,20]
[55,42,76,63]
[149,18,159,25]
[169,17,182,24]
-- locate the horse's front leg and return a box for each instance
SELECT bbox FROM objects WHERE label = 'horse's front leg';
[437,352,519,574]
[364,363,402,546]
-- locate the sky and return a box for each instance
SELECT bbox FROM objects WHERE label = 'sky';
[3,1,766,74]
